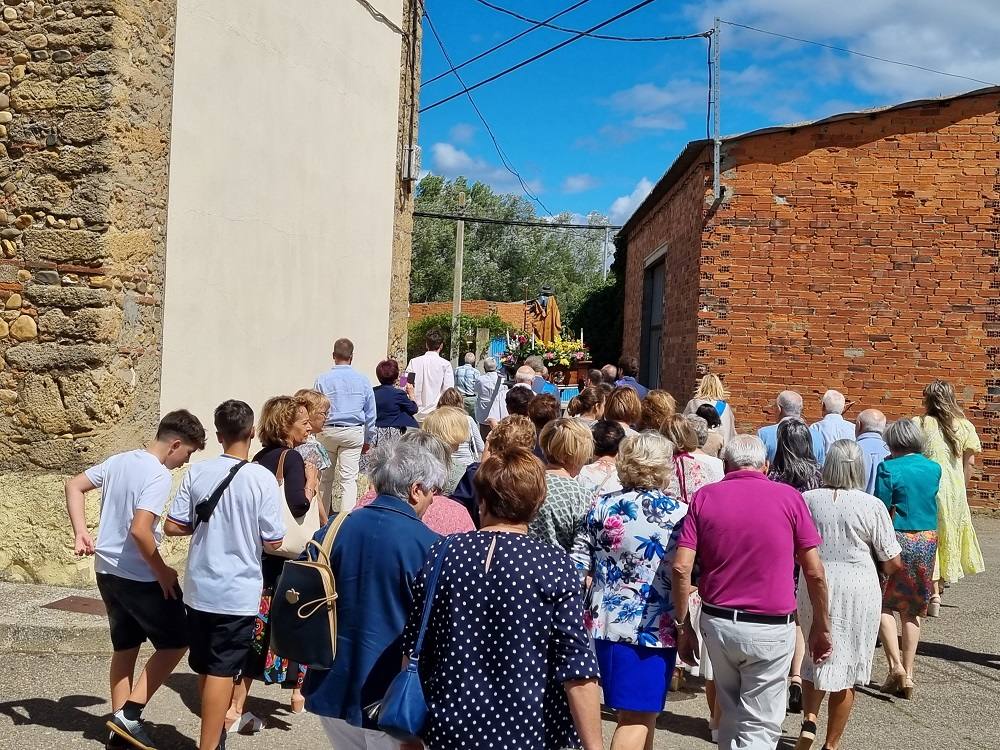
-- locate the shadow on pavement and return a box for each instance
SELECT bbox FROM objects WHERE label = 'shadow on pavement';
[0,694,195,748]
[918,640,1000,670]
[600,706,713,743]
[164,673,295,732]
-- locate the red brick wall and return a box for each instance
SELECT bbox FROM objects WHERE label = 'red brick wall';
[409,300,528,332]
[624,93,1000,508]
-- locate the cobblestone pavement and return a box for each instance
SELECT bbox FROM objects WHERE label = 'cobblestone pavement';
[1,518,997,750]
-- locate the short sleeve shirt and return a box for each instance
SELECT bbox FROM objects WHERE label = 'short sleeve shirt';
[168,455,285,615]
[529,473,592,552]
[85,450,173,582]
[677,470,822,614]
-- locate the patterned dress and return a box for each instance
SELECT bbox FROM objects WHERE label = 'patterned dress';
[915,416,985,582]
[668,453,718,503]
[529,473,593,552]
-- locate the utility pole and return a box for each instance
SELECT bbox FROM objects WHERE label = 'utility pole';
[602,224,610,281]
[449,191,466,367]
[712,17,722,200]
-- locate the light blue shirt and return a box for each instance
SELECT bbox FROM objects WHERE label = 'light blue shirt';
[313,365,377,442]
[455,364,480,396]
[857,431,890,495]
[759,419,827,466]
[810,413,856,458]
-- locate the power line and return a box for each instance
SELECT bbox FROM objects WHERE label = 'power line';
[721,20,997,88]
[423,9,553,216]
[421,0,660,113]
[352,0,405,36]
[473,0,709,43]
[424,0,595,85]
[415,210,621,230]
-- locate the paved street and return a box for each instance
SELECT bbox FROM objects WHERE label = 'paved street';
[1,517,997,750]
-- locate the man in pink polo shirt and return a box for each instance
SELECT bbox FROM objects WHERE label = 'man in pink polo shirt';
[672,434,833,750]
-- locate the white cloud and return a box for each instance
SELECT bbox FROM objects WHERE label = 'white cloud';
[448,122,476,144]
[430,142,543,195]
[630,113,686,130]
[561,173,599,193]
[606,80,706,113]
[609,178,654,224]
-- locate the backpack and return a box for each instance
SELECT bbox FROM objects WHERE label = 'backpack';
[270,511,349,670]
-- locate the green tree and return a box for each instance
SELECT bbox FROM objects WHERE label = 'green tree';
[411,176,606,322]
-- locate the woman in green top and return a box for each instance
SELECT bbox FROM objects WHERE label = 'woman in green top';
[875,418,942,699]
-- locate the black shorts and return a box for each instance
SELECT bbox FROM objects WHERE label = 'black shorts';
[96,573,188,652]
[186,607,256,678]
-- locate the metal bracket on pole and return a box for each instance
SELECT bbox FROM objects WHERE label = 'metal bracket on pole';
[712,17,722,201]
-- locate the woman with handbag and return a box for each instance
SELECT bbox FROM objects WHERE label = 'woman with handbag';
[227,395,319,729]
[396,447,603,750]
[794,440,903,750]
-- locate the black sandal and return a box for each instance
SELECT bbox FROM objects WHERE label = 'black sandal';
[788,679,803,714]
[795,719,816,750]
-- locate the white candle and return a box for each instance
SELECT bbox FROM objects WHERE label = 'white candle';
[580,327,584,346]
[531,331,535,347]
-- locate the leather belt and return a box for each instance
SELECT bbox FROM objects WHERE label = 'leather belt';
[702,603,795,625]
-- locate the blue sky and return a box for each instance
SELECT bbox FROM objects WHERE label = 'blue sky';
[418,0,999,224]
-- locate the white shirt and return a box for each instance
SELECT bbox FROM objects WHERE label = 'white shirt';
[85,450,172,582]
[405,350,455,420]
[474,371,508,424]
[168,455,286,616]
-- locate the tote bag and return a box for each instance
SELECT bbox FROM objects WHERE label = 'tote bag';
[266,449,322,559]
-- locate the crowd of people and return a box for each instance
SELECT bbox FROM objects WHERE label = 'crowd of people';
[63,328,986,750]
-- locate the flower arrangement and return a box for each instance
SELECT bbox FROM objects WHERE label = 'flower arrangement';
[500,334,589,370]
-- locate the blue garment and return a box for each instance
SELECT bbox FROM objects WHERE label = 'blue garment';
[450,462,480,528]
[302,495,441,726]
[595,640,678,713]
[531,375,560,397]
[857,431,891,495]
[759,420,827,466]
[615,376,649,399]
[455,364,480,396]
[874,453,942,532]
[809,413,856,457]
[373,384,419,429]
[314,365,377,442]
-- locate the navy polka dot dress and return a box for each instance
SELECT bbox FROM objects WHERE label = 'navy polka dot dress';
[402,531,599,750]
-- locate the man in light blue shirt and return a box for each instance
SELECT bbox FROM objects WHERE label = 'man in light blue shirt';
[810,390,857,459]
[758,390,827,465]
[455,352,480,417]
[524,355,560,397]
[313,337,376,512]
[855,408,890,494]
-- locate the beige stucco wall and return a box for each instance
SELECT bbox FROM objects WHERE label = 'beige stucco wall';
[160,0,404,432]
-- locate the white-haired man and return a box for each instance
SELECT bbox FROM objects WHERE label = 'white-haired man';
[758,390,827,465]
[810,389,856,457]
[454,352,480,417]
[856,408,889,494]
[672,435,833,750]
[473,357,508,439]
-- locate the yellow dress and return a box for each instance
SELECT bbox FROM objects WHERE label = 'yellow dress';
[916,416,985,583]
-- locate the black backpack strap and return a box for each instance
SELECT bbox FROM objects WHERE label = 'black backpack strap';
[194,460,247,527]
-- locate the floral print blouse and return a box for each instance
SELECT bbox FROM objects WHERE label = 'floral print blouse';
[570,488,688,648]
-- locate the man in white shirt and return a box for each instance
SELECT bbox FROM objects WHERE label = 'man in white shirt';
[405,328,455,422]
[165,400,285,750]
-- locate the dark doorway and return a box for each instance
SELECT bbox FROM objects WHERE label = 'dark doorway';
[640,259,664,388]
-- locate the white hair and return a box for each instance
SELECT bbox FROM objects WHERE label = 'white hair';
[483,356,497,372]
[464,352,476,365]
[776,390,803,417]
[884,418,924,455]
[524,355,544,374]
[822,389,847,415]
[821,439,865,490]
[515,365,535,384]
[856,408,886,434]
[723,434,767,470]
[370,436,448,501]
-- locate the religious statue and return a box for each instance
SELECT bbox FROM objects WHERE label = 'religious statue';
[527,285,562,342]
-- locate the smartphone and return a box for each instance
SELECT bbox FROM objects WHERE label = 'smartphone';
[407,372,416,385]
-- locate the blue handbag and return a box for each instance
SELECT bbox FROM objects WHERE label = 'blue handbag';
[377,537,452,741]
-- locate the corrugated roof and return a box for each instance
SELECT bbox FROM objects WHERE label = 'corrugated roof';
[619,85,1000,238]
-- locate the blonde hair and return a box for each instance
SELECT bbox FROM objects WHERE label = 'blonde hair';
[423,406,470,451]
[293,388,330,420]
[258,395,305,448]
[640,389,676,431]
[617,432,674,490]
[922,379,965,459]
[605,387,642,426]
[539,418,594,471]
[660,414,699,453]
[695,373,728,401]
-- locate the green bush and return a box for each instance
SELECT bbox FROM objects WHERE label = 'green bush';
[407,312,510,361]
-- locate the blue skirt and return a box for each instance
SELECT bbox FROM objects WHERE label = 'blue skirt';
[595,639,678,712]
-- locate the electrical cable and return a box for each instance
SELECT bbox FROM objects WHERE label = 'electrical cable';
[421,0,660,113]
[424,9,554,216]
[472,0,709,43]
[415,210,620,230]
[424,0,595,85]
[721,20,996,88]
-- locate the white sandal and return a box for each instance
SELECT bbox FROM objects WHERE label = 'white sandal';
[227,712,263,735]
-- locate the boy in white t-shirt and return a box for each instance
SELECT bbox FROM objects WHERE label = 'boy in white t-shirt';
[65,409,207,750]
[164,400,285,750]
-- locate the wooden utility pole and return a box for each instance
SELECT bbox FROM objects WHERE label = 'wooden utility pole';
[449,192,466,366]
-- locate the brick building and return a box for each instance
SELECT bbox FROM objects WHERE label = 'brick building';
[619,87,999,508]
[409,300,529,332]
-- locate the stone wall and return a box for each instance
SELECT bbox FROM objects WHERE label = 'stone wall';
[0,0,175,583]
